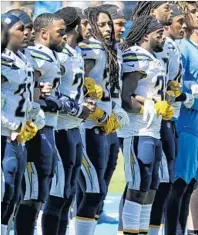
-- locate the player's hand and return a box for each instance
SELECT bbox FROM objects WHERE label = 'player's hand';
[141,99,156,129]
[78,100,96,120]
[113,104,129,129]
[89,107,107,123]
[92,84,103,100]
[162,105,174,120]
[33,109,45,130]
[166,90,176,104]
[17,121,38,143]
[154,100,169,116]
[84,77,103,100]
[40,82,52,98]
[183,93,195,109]
[191,84,198,98]
[102,113,119,135]
[168,80,182,97]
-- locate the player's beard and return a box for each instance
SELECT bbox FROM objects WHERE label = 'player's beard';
[77,33,83,43]
[49,36,65,52]
[153,46,163,52]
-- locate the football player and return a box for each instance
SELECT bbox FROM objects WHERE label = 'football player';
[75,7,120,235]
[41,7,96,235]
[119,16,173,235]
[148,5,187,235]
[1,13,38,235]
[1,20,9,53]
[96,3,129,224]
[131,1,173,26]
[99,4,126,42]
[165,2,198,235]
[118,3,173,233]
[14,13,66,235]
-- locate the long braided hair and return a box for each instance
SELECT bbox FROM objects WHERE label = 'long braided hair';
[131,1,167,20]
[85,7,120,95]
[120,15,161,51]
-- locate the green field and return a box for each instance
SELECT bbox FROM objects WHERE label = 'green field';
[108,151,125,193]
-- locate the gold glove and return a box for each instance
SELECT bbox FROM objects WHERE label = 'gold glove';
[17,121,38,143]
[102,113,120,135]
[154,100,169,116]
[168,80,182,97]
[89,107,106,123]
[162,105,174,120]
[84,77,103,100]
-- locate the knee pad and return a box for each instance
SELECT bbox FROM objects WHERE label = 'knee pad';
[77,192,103,218]
[144,189,156,204]
[43,196,65,216]
[126,189,147,205]
[173,179,187,196]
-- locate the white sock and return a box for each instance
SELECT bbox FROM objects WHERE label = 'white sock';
[148,224,165,235]
[75,217,97,235]
[122,200,142,234]
[148,226,161,235]
[139,204,152,233]
[1,224,8,235]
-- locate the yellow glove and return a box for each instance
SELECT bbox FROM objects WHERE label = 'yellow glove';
[17,121,38,143]
[162,105,174,120]
[89,107,106,123]
[168,80,182,97]
[92,84,103,100]
[102,113,120,135]
[84,77,103,100]
[154,100,169,116]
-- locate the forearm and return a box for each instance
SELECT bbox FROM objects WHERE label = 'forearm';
[122,95,142,113]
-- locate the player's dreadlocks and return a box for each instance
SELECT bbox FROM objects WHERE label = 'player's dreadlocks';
[120,15,163,51]
[85,7,120,96]
[131,1,167,20]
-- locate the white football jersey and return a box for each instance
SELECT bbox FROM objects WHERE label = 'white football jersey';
[79,38,112,129]
[57,44,85,130]
[156,37,183,118]
[119,46,166,139]
[1,49,34,137]
[165,37,183,118]
[26,44,62,128]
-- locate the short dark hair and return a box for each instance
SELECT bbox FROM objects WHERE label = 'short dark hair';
[33,13,63,32]
[55,7,80,32]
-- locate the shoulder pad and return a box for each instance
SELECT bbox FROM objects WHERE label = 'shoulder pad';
[123,52,152,62]
[29,49,53,62]
[79,41,104,51]
[1,56,19,70]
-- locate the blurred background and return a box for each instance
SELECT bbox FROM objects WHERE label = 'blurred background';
[1,1,137,37]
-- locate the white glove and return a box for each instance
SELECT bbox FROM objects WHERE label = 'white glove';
[27,102,41,120]
[143,99,156,129]
[34,109,45,130]
[184,93,195,109]
[191,84,198,98]
[113,103,130,129]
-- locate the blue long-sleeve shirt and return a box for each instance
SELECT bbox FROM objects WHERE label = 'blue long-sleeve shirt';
[176,38,198,136]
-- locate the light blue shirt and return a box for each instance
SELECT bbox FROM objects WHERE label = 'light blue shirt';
[176,38,198,136]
